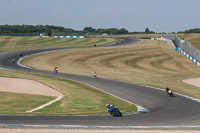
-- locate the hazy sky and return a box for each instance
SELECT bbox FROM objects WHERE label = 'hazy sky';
[0,0,199,32]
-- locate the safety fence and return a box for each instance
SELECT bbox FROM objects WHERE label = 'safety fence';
[52,36,84,38]
[39,36,84,38]
[161,35,200,67]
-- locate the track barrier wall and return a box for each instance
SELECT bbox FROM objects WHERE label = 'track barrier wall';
[158,35,200,67]
[40,36,84,38]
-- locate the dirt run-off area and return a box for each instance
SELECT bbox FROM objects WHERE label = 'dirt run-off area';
[182,77,200,88]
[0,77,64,112]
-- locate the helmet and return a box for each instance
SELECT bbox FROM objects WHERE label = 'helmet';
[110,104,114,107]
[106,104,109,107]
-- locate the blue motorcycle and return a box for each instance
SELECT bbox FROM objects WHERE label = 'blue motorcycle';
[108,106,122,117]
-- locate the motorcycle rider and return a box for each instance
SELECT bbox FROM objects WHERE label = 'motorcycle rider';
[106,104,110,111]
[106,104,119,116]
[11,58,15,63]
[54,66,58,73]
[106,104,122,116]
[20,52,24,57]
[166,87,169,93]
[92,71,97,78]
[106,104,113,113]
[110,104,115,108]
[166,87,173,96]
[106,104,115,110]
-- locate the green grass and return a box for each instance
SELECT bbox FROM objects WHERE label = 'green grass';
[39,78,136,115]
[0,36,117,52]
[0,91,53,114]
[188,37,200,50]
[22,39,200,99]
[177,34,193,39]
[0,36,12,48]
[0,69,136,115]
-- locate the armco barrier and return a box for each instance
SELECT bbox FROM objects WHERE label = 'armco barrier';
[164,35,200,62]
[39,36,84,38]
[158,37,200,67]
[52,36,84,38]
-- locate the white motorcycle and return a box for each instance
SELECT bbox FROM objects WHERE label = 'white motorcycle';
[92,73,97,79]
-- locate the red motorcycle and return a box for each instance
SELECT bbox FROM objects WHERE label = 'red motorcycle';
[54,67,58,73]
[166,88,174,97]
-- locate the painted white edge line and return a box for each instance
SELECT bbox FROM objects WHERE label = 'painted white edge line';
[0,67,12,71]
[26,96,63,113]
[17,48,72,69]
[83,83,150,114]
[0,124,200,129]
[140,84,200,103]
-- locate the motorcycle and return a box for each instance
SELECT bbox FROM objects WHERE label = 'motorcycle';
[167,89,174,97]
[20,52,24,57]
[107,106,122,117]
[92,73,97,79]
[54,68,58,73]
[11,59,15,63]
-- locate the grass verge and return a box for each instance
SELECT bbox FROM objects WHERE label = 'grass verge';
[188,37,200,50]
[0,91,53,114]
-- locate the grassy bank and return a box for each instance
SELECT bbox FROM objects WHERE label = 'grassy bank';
[0,36,118,52]
[0,91,53,114]
[22,39,200,99]
[188,37,200,50]
[0,69,136,115]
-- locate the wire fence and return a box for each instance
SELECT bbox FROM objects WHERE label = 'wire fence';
[0,33,40,36]
[164,34,200,62]
[0,32,85,36]
[0,32,158,40]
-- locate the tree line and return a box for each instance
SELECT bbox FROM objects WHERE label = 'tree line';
[178,28,200,33]
[0,25,76,36]
[0,25,154,36]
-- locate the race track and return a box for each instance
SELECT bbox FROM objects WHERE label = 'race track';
[0,38,200,129]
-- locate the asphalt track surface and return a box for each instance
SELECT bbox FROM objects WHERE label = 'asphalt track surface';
[0,38,200,128]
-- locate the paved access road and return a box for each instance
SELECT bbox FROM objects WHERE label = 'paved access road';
[0,38,199,128]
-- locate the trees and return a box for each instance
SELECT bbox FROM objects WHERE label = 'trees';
[0,25,68,36]
[0,24,158,36]
[145,27,150,33]
[94,28,128,35]
[144,27,155,34]
[83,27,96,33]
[184,28,200,33]
[118,28,129,34]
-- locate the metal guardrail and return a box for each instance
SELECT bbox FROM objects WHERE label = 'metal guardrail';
[164,34,200,62]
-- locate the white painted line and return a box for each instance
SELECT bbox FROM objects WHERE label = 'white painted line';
[26,96,63,113]
[17,49,72,69]
[0,67,12,71]
[72,82,149,113]
[0,124,200,129]
[140,84,200,103]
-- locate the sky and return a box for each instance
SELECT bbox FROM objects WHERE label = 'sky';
[0,0,200,33]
